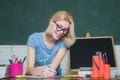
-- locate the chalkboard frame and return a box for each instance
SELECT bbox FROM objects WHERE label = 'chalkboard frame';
[69,36,117,72]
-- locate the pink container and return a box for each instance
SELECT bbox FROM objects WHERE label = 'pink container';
[9,63,23,77]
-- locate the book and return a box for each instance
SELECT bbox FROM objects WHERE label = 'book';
[0,64,7,79]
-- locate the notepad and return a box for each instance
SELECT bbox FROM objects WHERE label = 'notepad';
[26,75,60,78]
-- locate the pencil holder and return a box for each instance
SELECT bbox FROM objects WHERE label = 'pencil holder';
[104,64,110,79]
[9,63,23,77]
[91,56,100,78]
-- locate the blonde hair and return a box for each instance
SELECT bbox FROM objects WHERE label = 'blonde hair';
[45,10,76,47]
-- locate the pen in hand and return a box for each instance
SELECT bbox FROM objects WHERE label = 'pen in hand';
[42,61,51,69]
[42,61,57,76]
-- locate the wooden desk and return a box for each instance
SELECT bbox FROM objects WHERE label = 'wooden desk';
[1,76,120,80]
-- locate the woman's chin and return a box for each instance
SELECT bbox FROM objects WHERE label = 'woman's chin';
[54,36,60,40]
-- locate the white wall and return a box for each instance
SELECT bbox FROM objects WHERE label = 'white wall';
[0,45,27,78]
[0,45,27,67]
[0,45,120,75]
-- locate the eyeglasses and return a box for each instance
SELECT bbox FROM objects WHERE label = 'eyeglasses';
[54,21,69,33]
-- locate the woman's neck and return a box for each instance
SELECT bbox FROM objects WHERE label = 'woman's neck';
[44,32,56,49]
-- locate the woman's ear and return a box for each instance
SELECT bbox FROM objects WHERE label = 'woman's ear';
[50,19,54,26]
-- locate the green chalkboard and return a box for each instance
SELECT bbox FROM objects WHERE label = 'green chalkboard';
[0,0,120,45]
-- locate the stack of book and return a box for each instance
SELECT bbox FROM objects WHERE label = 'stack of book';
[0,64,7,79]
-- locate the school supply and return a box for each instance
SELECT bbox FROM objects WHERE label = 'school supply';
[8,55,26,77]
[91,52,111,79]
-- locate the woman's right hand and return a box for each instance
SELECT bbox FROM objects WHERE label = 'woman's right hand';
[42,67,57,77]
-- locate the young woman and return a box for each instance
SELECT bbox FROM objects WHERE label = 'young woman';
[26,10,76,77]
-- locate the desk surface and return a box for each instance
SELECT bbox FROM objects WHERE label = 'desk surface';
[2,76,120,80]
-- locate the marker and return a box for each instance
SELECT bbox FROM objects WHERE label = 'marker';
[64,75,84,78]
[93,58,100,70]
[16,75,26,78]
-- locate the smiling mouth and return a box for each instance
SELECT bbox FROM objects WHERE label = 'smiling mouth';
[55,31,62,38]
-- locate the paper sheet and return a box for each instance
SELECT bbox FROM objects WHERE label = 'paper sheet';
[26,75,60,78]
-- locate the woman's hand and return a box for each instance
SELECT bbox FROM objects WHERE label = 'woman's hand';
[42,67,56,77]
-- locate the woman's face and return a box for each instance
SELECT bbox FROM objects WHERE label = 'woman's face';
[51,20,70,40]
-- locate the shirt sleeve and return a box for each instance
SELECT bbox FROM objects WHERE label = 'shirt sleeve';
[59,40,68,49]
[26,33,37,49]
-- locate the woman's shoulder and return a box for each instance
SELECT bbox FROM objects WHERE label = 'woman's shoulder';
[57,40,68,48]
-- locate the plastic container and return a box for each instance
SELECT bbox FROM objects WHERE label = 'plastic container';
[9,63,23,77]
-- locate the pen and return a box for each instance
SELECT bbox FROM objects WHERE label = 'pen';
[9,59,13,64]
[42,61,51,69]
[93,58,100,70]
[22,56,26,63]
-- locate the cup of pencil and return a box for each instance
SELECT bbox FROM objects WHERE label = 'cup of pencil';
[8,56,26,77]
[9,63,23,77]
